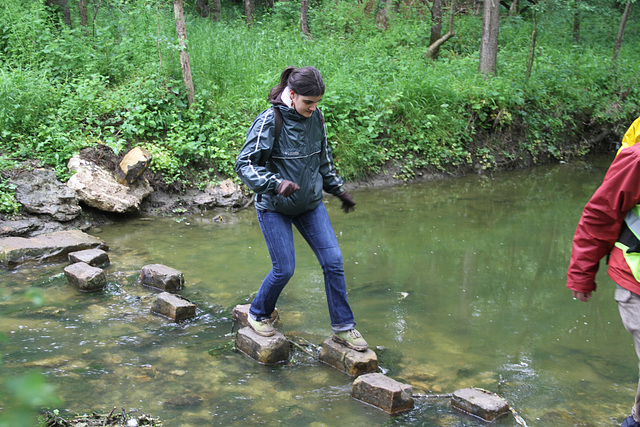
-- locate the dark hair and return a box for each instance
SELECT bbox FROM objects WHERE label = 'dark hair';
[268,66,325,101]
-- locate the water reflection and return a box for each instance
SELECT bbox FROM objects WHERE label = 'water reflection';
[1,156,634,426]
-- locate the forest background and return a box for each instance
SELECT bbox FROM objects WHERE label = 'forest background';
[0,0,638,216]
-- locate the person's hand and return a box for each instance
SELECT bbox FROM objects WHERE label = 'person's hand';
[277,180,300,197]
[572,290,592,302]
[337,191,356,213]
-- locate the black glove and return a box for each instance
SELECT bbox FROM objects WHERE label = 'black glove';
[277,180,300,197]
[337,191,356,213]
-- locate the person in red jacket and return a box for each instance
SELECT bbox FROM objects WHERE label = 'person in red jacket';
[567,115,640,427]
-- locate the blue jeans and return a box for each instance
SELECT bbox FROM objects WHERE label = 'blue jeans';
[250,202,356,333]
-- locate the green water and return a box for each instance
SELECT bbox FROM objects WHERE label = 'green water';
[1,156,636,426]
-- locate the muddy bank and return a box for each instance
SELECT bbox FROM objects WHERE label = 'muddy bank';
[0,120,620,239]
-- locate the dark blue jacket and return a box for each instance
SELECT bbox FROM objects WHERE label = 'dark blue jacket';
[235,103,344,215]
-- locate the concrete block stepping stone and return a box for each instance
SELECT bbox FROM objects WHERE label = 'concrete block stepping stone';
[68,248,110,268]
[232,303,279,327]
[141,264,184,292]
[236,327,290,365]
[63,262,106,292]
[151,292,196,321]
[351,372,414,414]
[318,338,378,377]
[451,387,510,421]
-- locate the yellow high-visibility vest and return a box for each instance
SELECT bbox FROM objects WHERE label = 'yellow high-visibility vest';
[618,115,640,154]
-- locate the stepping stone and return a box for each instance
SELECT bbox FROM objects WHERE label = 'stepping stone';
[451,387,510,421]
[64,262,106,292]
[236,327,290,365]
[318,338,378,377]
[151,292,196,321]
[0,229,106,269]
[141,264,184,291]
[68,248,110,268]
[232,303,279,327]
[351,372,414,414]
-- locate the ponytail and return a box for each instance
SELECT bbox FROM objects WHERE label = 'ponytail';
[268,66,296,102]
[268,66,325,102]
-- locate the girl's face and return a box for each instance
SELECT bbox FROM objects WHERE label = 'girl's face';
[290,90,322,118]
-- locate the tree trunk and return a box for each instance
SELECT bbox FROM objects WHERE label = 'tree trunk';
[300,0,311,36]
[509,0,518,16]
[612,0,632,62]
[212,0,220,22]
[91,0,103,37]
[46,0,72,29]
[474,0,483,15]
[173,0,195,106]
[426,0,456,61]
[572,0,580,44]
[156,2,163,72]
[478,0,499,76]
[196,0,210,18]
[78,0,88,27]
[429,0,443,59]
[245,0,254,25]
[525,14,537,79]
[376,0,395,30]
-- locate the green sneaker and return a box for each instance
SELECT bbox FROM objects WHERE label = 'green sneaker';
[247,315,275,337]
[332,329,368,352]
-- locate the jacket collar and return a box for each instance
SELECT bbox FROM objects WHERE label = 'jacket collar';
[271,87,306,121]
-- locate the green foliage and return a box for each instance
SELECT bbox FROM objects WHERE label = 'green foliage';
[0,176,20,214]
[0,0,638,188]
[0,373,60,427]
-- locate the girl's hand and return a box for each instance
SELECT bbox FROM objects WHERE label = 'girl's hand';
[337,191,356,213]
[278,180,300,197]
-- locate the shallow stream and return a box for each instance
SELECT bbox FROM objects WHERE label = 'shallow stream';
[1,155,635,426]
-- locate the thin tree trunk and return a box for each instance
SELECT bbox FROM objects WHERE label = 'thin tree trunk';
[526,13,537,79]
[92,0,103,37]
[196,0,210,17]
[429,0,443,58]
[46,0,72,29]
[78,0,88,27]
[572,12,580,43]
[245,0,254,25]
[572,0,580,44]
[612,0,632,62]
[156,2,163,73]
[479,0,499,76]
[300,0,311,37]
[376,0,395,30]
[474,0,483,15]
[174,0,195,106]
[509,0,518,16]
[212,0,220,22]
[426,0,456,60]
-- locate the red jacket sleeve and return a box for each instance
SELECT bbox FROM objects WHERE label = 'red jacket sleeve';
[567,145,640,293]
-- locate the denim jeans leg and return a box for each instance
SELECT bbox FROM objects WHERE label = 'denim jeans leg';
[294,203,355,332]
[250,210,296,321]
